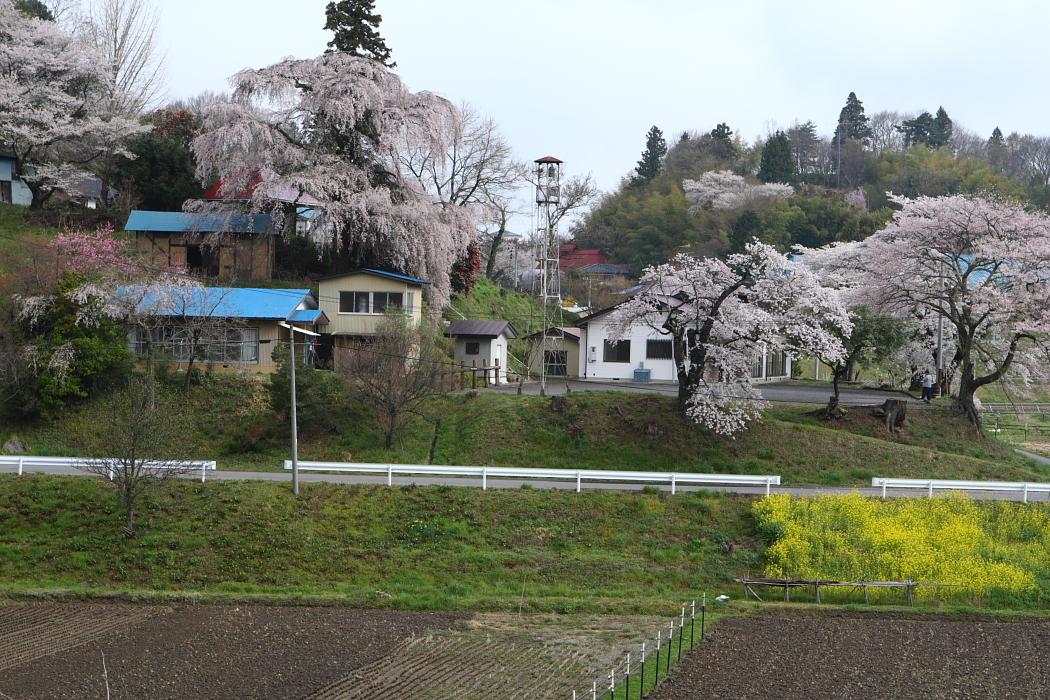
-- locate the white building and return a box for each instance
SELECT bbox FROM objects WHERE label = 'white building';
[446,320,517,384]
[575,305,791,384]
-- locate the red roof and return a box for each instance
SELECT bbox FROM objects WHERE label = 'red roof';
[534,155,563,164]
[558,243,612,271]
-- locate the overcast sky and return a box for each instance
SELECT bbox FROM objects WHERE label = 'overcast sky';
[160,0,1050,199]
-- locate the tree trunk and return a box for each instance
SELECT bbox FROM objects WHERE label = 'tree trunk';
[823,367,845,419]
[955,361,982,428]
[427,416,442,464]
[485,230,504,280]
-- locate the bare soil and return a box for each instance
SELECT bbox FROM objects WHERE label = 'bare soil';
[649,610,1050,700]
[0,602,465,699]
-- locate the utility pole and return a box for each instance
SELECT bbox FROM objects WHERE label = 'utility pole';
[279,322,320,496]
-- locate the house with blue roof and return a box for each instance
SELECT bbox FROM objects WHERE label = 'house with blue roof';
[126,209,278,281]
[124,286,327,372]
[315,269,429,348]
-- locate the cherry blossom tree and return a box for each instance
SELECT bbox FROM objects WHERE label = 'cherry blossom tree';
[609,242,850,435]
[806,194,1050,426]
[50,224,138,276]
[0,0,147,207]
[683,170,793,212]
[192,52,472,311]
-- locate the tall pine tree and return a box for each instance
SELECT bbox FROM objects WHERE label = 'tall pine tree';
[633,125,667,184]
[988,126,1007,170]
[324,0,395,66]
[834,92,872,144]
[758,131,795,183]
[930,106,953,148]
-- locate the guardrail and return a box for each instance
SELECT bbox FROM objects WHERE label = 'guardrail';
[0,456,217,483]
[872,476,1050,502]
[284,461,781,494]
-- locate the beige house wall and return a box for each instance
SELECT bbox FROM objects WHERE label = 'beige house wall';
[132,232,273,280]
[527,336,580,379]
[317,273,423,337]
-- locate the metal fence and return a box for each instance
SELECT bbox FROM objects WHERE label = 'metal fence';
[0,456,218,483]
[872,476,1050,502]
[567,596,707,699]
[283,461,780,494]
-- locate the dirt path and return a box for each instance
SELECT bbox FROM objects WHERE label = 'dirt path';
[649,610,1050,699]
[0,603,465,699]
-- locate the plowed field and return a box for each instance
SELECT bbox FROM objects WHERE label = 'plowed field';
[0,603,464,699]
[649,610,1050,700]
[0,603,653,699]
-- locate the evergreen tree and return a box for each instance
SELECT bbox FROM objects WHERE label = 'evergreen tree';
[834,92,872,144]
[896,112,936,147]
[633,125,667,184]
[710,122,734,144]
[14,0,52,20]
[758,131,795,183]
[324,0,395,66]
[930,106,953,148]
[988,126,1007,169]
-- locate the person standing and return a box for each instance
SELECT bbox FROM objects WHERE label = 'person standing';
[921,370,934,403]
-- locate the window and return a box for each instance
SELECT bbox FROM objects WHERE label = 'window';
[767,350,787,378]
[0,181,10,204]
[131,326,259,365]
[407,291,415,315]
[373,292,403,314]
[603,339,631,363]
[544,350,568,376]
[339,291,370,314]
[465,341,480,355]
[646,339,673,360]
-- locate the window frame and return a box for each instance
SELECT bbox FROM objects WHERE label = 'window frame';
[603,339,631,363]
[338,291,371,314]
[646,339,673,360]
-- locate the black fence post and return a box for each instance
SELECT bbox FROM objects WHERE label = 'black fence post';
[655,632,661,684]
[640,642,646,698]
[690,599,696,647]
[701,597,706,642]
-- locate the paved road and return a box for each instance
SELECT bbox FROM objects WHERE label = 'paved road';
[489,379,916,405]
[3,463,1045,502]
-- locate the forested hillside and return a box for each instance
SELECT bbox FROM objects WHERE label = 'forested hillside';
[573,96,1048,272]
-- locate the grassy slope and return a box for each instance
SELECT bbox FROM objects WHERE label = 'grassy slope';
[0,475,755,612]
[0,204,55,275]
[6,376,1047,486]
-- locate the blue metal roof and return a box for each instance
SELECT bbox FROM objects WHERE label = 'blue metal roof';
[122,286,313,320]
[316,268,430,286]
[288,308,326,323]
[125,210,275,235]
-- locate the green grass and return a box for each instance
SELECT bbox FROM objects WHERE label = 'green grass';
[0,475,756,612]
[7,375,1049,486]
[447,277,563,362]
[0,203,57,275]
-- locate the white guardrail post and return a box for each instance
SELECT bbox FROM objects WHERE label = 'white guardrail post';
[873,477,1050,502]
[280,461,782,494]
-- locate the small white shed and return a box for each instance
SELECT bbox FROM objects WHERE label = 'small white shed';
[446,320,517,384]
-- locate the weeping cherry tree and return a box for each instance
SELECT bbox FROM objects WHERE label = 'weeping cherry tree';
[191,52,474,311]
[609,242,850,435]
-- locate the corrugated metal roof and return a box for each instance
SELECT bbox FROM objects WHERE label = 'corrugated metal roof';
[125,210,275,235]
[446,319,517,338]
[524,326,581,341]
[122,286,312,320]
[288,308,326,324]
[314,268,430,286]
